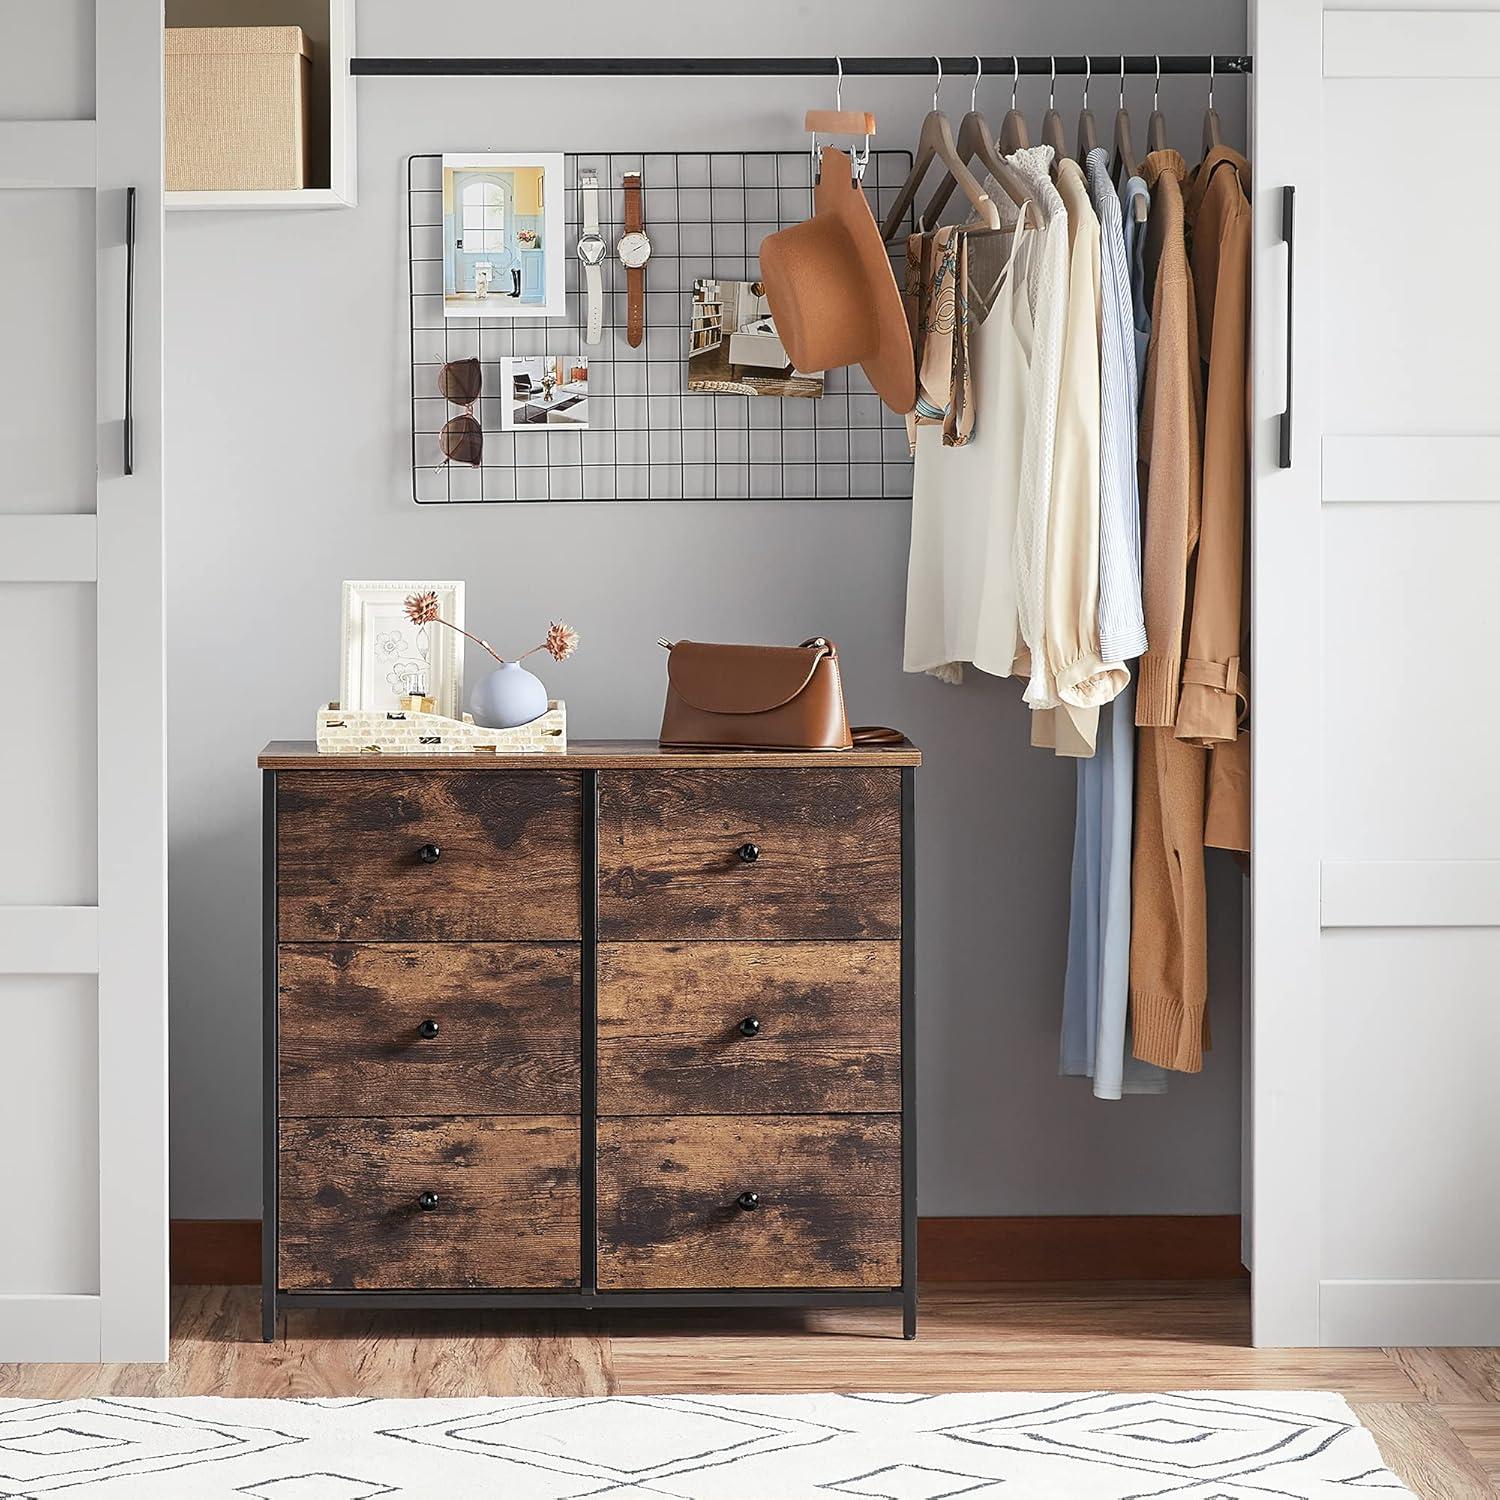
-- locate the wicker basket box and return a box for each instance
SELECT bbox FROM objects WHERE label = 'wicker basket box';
[166,26,312,191]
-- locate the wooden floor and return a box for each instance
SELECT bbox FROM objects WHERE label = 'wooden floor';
[1,1284,1496,1497]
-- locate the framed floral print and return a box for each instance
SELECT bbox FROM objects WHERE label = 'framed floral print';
[340,580,465,719]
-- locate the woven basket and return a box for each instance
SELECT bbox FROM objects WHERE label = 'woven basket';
[166,26,312,191]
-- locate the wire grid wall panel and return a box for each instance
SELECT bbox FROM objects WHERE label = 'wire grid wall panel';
[408,151,917,503]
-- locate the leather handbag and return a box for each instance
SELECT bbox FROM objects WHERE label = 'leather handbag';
[658,638,855,751]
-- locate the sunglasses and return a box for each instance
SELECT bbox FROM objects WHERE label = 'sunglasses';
[438,357,483,466]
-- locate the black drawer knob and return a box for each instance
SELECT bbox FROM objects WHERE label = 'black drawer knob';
[735,1191,760,1212]
[737,1016,762,1037]
[737,842,760,864]
[417,1191,439,1212]
[417,843,442,864]
[417,1019,440,1040]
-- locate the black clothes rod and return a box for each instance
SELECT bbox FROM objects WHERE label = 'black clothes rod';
[350,54,1252,79]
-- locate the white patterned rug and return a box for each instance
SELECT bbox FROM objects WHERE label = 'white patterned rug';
[0,1391,1410,1498]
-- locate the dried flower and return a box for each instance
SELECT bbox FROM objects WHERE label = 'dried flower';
[404,590,440,626]
[543,621,579,662]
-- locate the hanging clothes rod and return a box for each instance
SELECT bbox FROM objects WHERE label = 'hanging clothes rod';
[349,54,1252,79]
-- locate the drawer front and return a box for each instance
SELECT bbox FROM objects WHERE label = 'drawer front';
[279,943,580,1117]
[596,1114,901,1290]
[597,942,900,1114]
[279,1116,579,1290]
[597,769,901,940]
[276,771,581,942]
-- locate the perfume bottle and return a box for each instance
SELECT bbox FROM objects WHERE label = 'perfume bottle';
[401,666,436,715]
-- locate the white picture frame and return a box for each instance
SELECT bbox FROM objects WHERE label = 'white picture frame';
[340,580,465,719]
[442,152,565,319]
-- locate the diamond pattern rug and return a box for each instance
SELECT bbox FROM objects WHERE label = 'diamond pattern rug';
[0,1391,1411,1497]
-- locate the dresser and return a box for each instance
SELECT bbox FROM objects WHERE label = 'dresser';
[259,740,919,1339]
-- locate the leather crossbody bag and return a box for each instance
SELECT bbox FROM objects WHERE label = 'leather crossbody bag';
[658,638,901,752]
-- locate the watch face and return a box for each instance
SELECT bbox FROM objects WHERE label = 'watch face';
[577,234,606,267]
[617,230,652,269]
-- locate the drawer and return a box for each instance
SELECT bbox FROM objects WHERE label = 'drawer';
[597,942,900,1114]
[275,770,581,941]
[279,943,580,1117]
[597,769,901,940]
[278,1116,579,1290]
[596,1114,901,1290]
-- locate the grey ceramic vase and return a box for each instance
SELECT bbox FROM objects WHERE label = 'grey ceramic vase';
[470,660,548,729]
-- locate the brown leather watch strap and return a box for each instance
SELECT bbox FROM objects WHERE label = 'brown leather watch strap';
[624,173,645,347]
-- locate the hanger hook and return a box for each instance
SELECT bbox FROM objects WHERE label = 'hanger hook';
[1154,54,1161,112]
[971,53,981,113]
[1049,55,1056,111]
[1207,53,1215,111]
[1012,55,1020,111]
[1083,54,1091,111]
[932,55,942,113]
[1119,52,1126,111]
[834,54,843,111]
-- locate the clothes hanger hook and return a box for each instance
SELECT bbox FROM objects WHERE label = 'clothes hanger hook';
[1049,55,1056,111]
[1119,53,1126,111]
[1012,55,1020,111]
[1207,53,1215,111]
[1083,54,1091,111]
[834,54,843,111]
[971,53,981,113]
[1154,54,1161,112]
[932,54,942,113]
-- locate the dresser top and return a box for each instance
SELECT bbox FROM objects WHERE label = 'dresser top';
[259,738,921,770]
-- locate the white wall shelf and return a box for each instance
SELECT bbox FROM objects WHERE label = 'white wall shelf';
[164,0,355,212]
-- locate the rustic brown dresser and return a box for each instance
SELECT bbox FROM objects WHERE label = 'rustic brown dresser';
[259,740,919,1339]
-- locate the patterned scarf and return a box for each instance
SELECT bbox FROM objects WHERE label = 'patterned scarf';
[903,223,974,452]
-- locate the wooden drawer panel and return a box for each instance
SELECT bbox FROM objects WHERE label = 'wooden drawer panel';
[597,769,901,940]
[276,771,581,942]
[596,1115,901,1290]
[597,942,900,1114]
[279,943,580,1117]
[279,1116,579,1290]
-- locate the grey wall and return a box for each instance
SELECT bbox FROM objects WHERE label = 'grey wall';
[166,0,1249,1219]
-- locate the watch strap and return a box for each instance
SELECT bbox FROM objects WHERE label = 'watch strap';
[623,173,643,234]
[585,262,604,345]
[626,265,645,348]
[581,170,600,236]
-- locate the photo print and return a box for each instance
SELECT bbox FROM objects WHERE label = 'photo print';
[687,278,824,398]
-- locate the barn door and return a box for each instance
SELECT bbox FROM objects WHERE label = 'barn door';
[0,0,167,1361]
[1252,3,1500,1346]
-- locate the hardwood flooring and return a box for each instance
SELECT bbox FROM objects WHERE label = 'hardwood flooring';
[0,1283,1496,1497]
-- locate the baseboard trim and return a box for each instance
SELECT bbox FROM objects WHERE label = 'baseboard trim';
[1319,1278,1500,1346]
[918,1215,1247,1283]
[170,1215,1246,1288]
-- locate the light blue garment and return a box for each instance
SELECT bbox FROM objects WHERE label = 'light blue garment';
[1121,175,1152,401]
[1059,165,1165,1099]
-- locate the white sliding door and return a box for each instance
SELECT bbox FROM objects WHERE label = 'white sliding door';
[0,0,167,1362]
[1252,3,1500,1346]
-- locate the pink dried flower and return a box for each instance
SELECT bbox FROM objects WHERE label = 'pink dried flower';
[543,621,579,662]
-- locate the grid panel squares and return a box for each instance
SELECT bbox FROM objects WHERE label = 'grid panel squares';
[408,150,915,503]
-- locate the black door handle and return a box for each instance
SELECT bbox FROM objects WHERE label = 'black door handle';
[1279,184,1294,470]
[124,186,136,477]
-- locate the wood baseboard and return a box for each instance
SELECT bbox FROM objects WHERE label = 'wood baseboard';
[919,1215,1247,1283]
[170,1215,1246,1288]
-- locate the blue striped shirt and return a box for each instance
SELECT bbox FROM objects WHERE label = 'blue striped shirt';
[1084,149,1148,665]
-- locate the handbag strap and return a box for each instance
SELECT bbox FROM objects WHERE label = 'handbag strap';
[851,725,906,745]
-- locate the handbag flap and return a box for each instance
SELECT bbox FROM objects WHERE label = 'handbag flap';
[667,641,830,716]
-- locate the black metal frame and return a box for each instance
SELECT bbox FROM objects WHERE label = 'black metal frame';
[261,765,918,1340]
[355,54,1251,78]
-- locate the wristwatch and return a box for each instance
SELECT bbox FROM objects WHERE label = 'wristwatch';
[577,170,606,346]
[617,172,652,348]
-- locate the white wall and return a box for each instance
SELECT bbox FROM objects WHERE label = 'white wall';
[165,0,1250,1219]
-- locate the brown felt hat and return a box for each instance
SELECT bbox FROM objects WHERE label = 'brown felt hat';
[759,150,916,416]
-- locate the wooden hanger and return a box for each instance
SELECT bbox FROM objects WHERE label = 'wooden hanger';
[879,58,1001,241]
[1147,54,1169,152]
[1076,56,1099,162]
[922,57,1043,230]
[1201,55,1223,158]
[1111,57,1141,183]
[999,55,1030,153]
[1040,56,1069,174]
[805,58,876,185]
